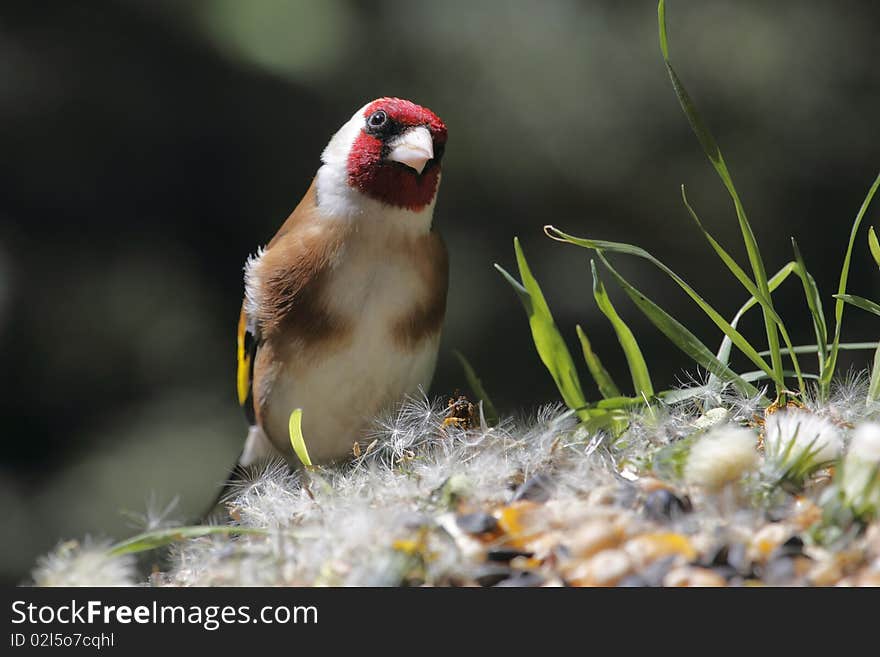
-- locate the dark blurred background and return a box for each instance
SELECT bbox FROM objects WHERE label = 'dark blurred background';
[1,0,878,583]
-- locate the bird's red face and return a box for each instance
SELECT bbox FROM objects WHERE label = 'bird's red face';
[346,98,447,212]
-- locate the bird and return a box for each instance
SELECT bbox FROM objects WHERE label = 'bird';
[233,97,449,472]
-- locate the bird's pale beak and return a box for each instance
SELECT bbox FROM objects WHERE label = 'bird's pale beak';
[387,126,434,174]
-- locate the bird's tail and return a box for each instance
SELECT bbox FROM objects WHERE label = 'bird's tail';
[201,457,248,521]
[201,425,280,521]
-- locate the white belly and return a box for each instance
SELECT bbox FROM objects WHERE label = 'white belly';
[265,334,440,464]
[261,240,442,464]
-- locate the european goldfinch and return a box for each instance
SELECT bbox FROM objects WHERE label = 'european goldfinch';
[235,98,448,469]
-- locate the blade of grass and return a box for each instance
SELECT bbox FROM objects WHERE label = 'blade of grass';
[289,408,313,468]
[584,386,714,410]
[590,395,650,410]
[869,344,880,403]
[759,342,879,357]
[791,238,828,371]
[869,227,880,269]
[453,350,499,425]
[590,260,654,397]
[495,260,529,302]
[575,324,622,400]
[681,186,804,392]
[109,526,268,557]
[822,171,880,393]
[657,385,715,405]
[594,251,761,399]
[659,0,783,395]
[583,385,716,408]
[740,370,819,383]
[869,228,880,404]
[713,262,798,379]
[545,226,780,387]
[495,238,590,420]
[834,294,880,317]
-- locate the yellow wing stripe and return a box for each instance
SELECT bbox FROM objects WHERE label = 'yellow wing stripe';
[236,311,251,407]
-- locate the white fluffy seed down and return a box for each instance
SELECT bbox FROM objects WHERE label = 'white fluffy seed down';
[32,540,136,587]
[684,425,758,490]
[763,409,842,470]
[842,422,880,510]
[29,386,880,586]
[848,422,880,462]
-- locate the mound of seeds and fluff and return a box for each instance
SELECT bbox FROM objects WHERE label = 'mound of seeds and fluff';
[33,378,880,587]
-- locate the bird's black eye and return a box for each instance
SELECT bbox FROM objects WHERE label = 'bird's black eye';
[368,110,388,128]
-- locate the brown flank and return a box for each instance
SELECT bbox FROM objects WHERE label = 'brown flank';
[254,180,354,355]
[391,230,449,349]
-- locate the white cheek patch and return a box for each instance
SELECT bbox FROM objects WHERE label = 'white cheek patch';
[315,102,372,220]
[320,101,372,170]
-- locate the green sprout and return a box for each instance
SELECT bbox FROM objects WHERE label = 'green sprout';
[289,407,313,468]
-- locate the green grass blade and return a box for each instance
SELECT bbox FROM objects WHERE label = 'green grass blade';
[681,185,756,294]
[834,294,880,317]
[453,350,499,425]
[740,370,819,383]
[594,251,760,399]
[869,344,880,403]
[575,324,622,400]
[758,342,879,357]
[495,261,529,303]
[823,171,880,391]
[713,262,798,372]
[545,225,780,386]
[590,260,654,397]
[109,526,268,557]
[657,0,669,59]
[658,0,782,394]
[495,239,589,419]
[681,186,803,392]
[791,238,828,371]
[658,0,724,174]
[289,408,313,468]
[869,227,880,269]
[591,395,649,410]
[657,385,715,405]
